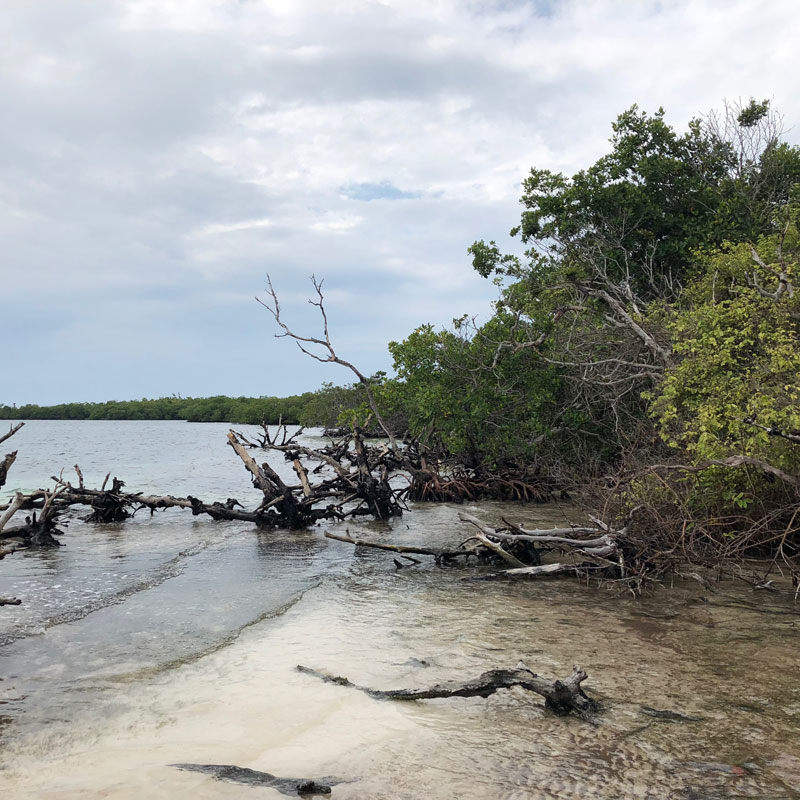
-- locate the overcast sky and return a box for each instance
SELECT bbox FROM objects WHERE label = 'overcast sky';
[2,0,798,404]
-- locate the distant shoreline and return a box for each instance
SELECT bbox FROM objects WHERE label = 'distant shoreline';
[0,394,321,426]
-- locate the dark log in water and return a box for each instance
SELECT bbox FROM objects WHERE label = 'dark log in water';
[171,763,340,795]
[324,529,478,564]
[0,596,22,606]
[296,662,599,718]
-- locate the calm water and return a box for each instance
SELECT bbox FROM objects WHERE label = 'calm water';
[1,420,799,798]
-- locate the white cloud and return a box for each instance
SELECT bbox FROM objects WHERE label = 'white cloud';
[194,218,277,237]
[1,0,798,402]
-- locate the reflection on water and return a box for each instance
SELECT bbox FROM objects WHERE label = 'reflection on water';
[1,421,799,798]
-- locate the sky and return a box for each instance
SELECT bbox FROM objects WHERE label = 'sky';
[1,0,799,404]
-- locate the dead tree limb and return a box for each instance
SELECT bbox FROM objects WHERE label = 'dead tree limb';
[171,764,340,795]
[296,662,598,717]
[463,525,528,568]
[743,417,800,446]
[0,492,26,534]
[487,563,583,579]
[648,456,800,488]
[0,450,17,490]
[458,511,622,572]
[324,529,476,563]
[0,422,24,447]
[0,596,22,606]
[257,275,401,456]
[0,423,24,490]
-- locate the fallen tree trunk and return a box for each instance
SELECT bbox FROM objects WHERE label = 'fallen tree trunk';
[324,530,477,564]
[473,562,583,580]
[296,662,598,718]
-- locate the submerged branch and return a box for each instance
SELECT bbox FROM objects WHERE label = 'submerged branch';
[296,662,598,718]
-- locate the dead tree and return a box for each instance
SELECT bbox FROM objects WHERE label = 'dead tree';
[0,418,411,558]
[258,275,401,456]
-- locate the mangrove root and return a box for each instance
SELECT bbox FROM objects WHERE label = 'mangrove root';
[296,662,599,718]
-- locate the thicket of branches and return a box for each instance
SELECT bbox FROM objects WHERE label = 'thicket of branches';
[364,99,800,586]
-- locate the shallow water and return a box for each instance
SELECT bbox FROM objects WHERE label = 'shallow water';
[1,421,799,798]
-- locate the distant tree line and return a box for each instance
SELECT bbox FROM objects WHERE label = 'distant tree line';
[0,384,375,428]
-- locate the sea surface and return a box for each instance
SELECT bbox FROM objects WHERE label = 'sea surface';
[0,420,799,798]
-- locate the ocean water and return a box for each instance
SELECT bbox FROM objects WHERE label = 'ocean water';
[1,420,799,798]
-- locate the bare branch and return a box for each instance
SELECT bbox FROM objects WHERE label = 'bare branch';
[0,422,25,447]
[258,275,400,455]
[648,456,800,488]
[743,418,800,446]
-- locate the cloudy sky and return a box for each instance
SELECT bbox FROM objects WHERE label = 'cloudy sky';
[2,0,798,404]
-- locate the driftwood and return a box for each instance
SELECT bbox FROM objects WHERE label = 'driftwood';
[0,422,24,491]
[477,562,582,580]
[458,512,626,579]
[324,512,626,581]
[232,423,406,522]
[324,530,477,565]
[0,422,413,562]
[0,486,66,547]
[171,764,339,795]
[0,450,17,490]
[0,422,24,447]
[0,596,22,606]
[296,662,598,718]
[0,544,17,560]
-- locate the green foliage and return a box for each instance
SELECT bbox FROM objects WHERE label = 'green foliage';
[495,106,730,294]
[650,221,800,480]
[736,97,770,128]
[296,382,368,428]
[475,102,800,297]
[388,315,563,465]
